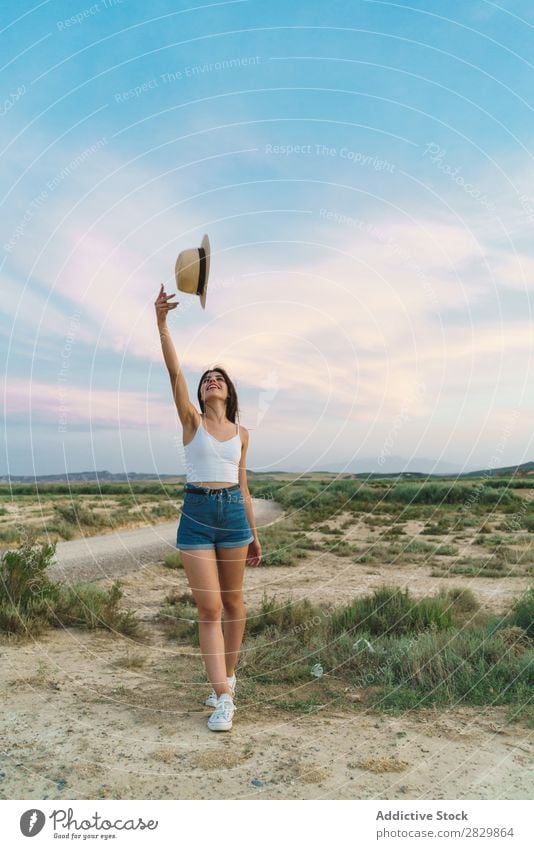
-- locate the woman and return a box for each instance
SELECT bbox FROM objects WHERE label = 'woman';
[155,284,262,733]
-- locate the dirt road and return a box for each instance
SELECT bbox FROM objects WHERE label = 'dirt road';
[48,497,284,583]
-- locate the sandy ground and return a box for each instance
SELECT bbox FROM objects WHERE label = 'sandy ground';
[0,502,532,800]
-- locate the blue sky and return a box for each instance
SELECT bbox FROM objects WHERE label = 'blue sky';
[2,0,534,476]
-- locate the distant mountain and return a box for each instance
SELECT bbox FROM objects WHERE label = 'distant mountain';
[458,461,534,478]
[315,455,463,476]
[0,470,180,484]
[1,459,533,483]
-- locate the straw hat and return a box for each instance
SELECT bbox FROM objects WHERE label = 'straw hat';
[174,233,211,309]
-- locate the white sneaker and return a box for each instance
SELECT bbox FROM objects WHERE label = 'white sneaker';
[205,674,236,708]
[207,693,236,732]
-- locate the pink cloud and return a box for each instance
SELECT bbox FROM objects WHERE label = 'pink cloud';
[7,377,176,430]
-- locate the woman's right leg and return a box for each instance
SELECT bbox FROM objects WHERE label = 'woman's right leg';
[179,548,231,699]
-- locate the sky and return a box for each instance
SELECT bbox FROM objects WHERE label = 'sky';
[2,0,534,477]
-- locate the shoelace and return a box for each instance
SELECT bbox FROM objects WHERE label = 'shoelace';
[213,697,234,721]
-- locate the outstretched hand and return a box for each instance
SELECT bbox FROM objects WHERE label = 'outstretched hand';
[155,284,178,325]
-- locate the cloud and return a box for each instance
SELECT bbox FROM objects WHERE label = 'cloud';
[6,377,175,430]
[4,118,534,450]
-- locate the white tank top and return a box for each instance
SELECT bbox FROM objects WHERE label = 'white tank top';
[183,414,241,483]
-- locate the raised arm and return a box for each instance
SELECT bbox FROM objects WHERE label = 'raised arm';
[155,284,196,427]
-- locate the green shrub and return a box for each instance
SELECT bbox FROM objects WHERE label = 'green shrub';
[54,503,105,528]
[384,483,471,506]
[158,578,533,713]
[0,536,57,611]
[54,581,139,635]
[259,522,319,566]
[421,521,450,535]
[158,590,198,642]
[474,534,507,547]
[245,591,328,637]
[434,544,459,556]
[380,526,405,539]
[403,540,435,553]
[0,535,139,637]
[437,586,479,613]
[507,586,534,637]
[44,522,75,540]
[448,559,512,578]
[328,585,456,638]
[317,524,342,534]
[164,551,183,569]
[373,627,533,709]
[0,527,20,543]
[149,503,178,519]
[318,539,357,557]
[240,590,532,709]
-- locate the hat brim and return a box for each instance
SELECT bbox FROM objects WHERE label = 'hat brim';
[200,233,211,309]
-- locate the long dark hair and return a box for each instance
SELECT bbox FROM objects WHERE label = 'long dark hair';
[197,365,240,425]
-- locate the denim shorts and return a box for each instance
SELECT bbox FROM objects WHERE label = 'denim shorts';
[176,484,255,550]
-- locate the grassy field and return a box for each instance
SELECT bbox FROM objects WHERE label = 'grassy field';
[158,582,533,721]
[0,484,184,544]
[1,476,533,723]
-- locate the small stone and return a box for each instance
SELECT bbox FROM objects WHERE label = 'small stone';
[250,778,264,787]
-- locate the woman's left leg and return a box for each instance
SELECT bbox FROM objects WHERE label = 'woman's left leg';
[216,543,249,676]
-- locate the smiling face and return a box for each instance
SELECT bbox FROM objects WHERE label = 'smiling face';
[197,365,238,420]
[200,370,228,403]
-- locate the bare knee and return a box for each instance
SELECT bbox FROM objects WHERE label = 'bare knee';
[222,593,246,617]
[196,602,222,623]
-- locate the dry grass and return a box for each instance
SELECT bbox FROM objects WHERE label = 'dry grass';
[355,756,409,773]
